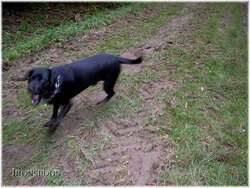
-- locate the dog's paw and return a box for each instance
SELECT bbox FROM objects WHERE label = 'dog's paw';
[44,118,57,128]
[96,98,109,105]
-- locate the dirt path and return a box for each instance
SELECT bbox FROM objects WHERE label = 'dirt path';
[79,5,197,185]
[3,3,214,185]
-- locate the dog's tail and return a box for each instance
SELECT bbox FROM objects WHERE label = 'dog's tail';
[118,56,142,65]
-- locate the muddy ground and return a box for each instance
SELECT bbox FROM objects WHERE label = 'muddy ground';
[2,3,247,186]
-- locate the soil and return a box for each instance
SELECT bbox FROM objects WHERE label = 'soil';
[2,2,236,186]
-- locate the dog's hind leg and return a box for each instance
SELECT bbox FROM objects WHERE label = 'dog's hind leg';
[97,66,120,105]
[97,81,116,105]
[97,72,120,105]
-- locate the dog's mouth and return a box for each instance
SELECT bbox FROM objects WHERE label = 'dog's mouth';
[32,94,42,106]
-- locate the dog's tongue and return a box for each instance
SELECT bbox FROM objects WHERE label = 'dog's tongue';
[32,94,40,105]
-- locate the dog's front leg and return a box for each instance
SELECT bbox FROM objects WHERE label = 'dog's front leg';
[44,103,60,127]
[48,103,71,129]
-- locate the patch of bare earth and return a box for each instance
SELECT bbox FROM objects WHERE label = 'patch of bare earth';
[2,143,37,179]
[3,3,209,185]
[83,110,174,185]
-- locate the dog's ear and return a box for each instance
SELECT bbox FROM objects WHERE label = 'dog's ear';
[25,69,34,80]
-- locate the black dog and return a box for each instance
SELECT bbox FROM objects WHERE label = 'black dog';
[25,54,142,129]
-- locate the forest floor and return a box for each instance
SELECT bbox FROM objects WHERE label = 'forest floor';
[2,2,248,185]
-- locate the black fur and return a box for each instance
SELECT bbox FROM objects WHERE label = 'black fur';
[25,54,142,129]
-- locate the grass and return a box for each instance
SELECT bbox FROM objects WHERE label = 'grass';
[154,3,248,185]
[2,2,247,186]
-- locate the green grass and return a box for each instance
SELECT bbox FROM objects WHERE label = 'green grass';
[155,3,248,185]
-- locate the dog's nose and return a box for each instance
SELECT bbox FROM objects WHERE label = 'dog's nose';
[28,83,40,94]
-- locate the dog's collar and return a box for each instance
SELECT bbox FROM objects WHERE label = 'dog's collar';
[54,74,61,90]
[43,74,61,102]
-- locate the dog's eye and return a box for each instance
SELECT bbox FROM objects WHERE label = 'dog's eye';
[38,76,43,82]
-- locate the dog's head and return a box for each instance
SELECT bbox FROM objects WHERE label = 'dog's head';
[25,68,52,105]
